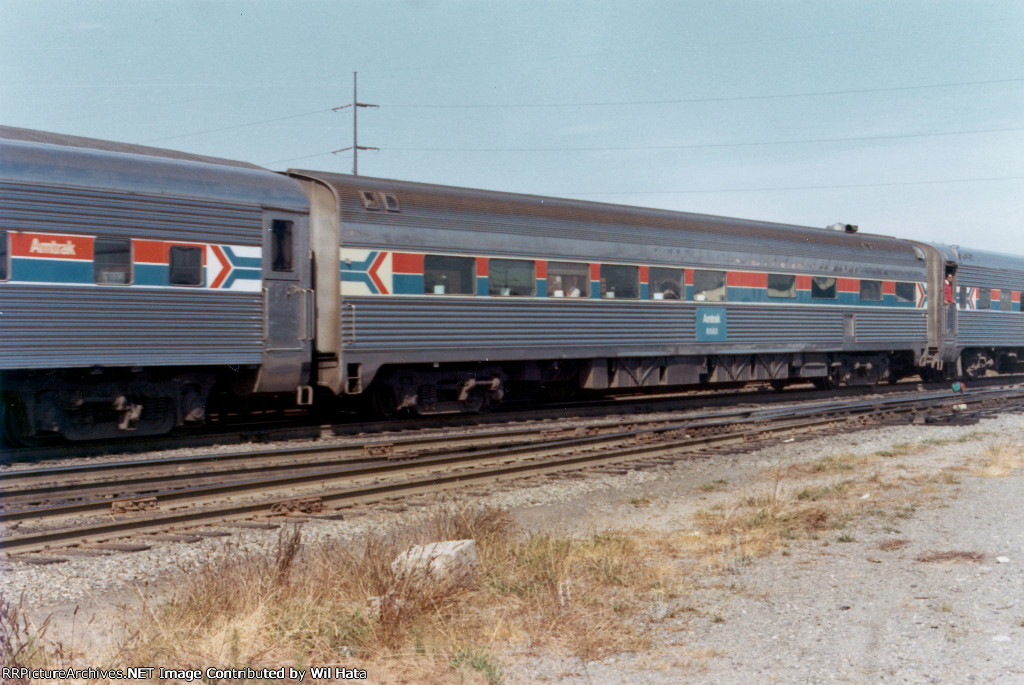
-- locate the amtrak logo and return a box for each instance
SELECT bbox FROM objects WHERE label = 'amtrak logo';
[205,245,262,291]
[341,249,392,295]
[29,238,77,255]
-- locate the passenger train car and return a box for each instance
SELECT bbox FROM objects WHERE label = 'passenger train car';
[1,126,1021,443]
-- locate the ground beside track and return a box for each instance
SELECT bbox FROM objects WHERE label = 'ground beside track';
[1,412,1022,683]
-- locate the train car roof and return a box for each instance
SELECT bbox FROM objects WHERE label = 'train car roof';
[943,244,1024,273]
[1,127,306,212]
[0,125,264,170]
[293,170,925,271]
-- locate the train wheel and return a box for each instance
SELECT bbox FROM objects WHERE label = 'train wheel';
[369,385,399,420]
[960,351,989,379]
[1,394,44,449]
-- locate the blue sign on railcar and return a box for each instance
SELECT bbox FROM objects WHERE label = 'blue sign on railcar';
[697,307,728,341]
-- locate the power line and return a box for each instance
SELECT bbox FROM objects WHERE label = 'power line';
[383,125,1024,153]
[563,175,1024,197]
[382,76,1024,109]
[139,75,1022,148]
[138,108,334,144]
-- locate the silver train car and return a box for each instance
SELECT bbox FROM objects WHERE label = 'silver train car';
[0,127,314,441]
[1,127,1021,442]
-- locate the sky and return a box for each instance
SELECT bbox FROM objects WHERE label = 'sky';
[1,0,1022,252]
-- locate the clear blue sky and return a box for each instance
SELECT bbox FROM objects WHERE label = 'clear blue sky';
[2,1,1022,251]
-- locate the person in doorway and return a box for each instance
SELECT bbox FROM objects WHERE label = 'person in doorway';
[944,273,955,305]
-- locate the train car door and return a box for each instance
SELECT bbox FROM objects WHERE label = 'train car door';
[255,212,314,395]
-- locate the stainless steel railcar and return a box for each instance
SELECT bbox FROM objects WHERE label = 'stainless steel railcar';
[293,172,938,415]
[937,245,1024,376]
[3,126,1021,443]
[0,127,314,442]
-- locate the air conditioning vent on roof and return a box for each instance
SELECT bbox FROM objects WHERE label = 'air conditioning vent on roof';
[382,193,400,212]
[359,190,381,211]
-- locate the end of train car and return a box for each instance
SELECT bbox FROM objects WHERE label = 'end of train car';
[0,127,314,444]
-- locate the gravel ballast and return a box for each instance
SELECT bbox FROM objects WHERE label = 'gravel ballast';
[2,412,1022,683]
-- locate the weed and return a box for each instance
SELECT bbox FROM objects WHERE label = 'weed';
[837,534,856,543]
[976,442,1024,477]
[628,495,652,508]
[0,594,55,678]
[916,551,985,564]
[452,646,503,684]
[878,538,910,551]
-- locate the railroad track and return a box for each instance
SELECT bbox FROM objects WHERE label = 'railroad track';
[7,374,1021,465]
[2,383,1022,560]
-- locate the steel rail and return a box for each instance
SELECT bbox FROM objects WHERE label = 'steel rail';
[1,385,1019,523]
[3,385,1021,557]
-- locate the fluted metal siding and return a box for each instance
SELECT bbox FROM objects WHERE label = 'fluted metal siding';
[339,299,928,367]
[957,312,1024,347]
[1,286,263,369]
[855,310,929,343]
[2,182,263,244]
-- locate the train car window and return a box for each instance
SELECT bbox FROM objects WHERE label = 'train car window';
[547,261,589,297]
[169,246,204,286]
[0,230,8,281]
[958,286,967,308]
[859,280,883,302]
[424,255,475,295]
[489,258,535,296]
[93,238,132,285]
[977,288,991,309]
[693,270,726,302]
[766,273,796,298]
[649,267,683,300]
[895,282,916,303]
[600,264,638,299]
[811,276,837,299]
[270,220,293,272]
[1000,290,1012,311]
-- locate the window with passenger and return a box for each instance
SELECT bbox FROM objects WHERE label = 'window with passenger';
[546,261,588,297]
[489,259,535,296]
[811,276,837,299]
[859,280,882,302]
[424,255,475,295]
[94,238,132,285]
[600,264,638,299]
[766,273,796,299]
[649,267,683,300]
[693,270,726,302]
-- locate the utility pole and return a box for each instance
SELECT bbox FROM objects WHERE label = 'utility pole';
[332,72,378,175]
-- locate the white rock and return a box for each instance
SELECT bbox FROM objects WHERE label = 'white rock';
[391,539,480,588]
[996,556,1011,563]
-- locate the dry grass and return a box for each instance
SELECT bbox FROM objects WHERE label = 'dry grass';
[684,470,864,571]
[916,550,986,564]
[975,442,1024,477]
[13,426,1017,679]
[878,538,911,551]
[115,505,679,681]
[0,593,79,683]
